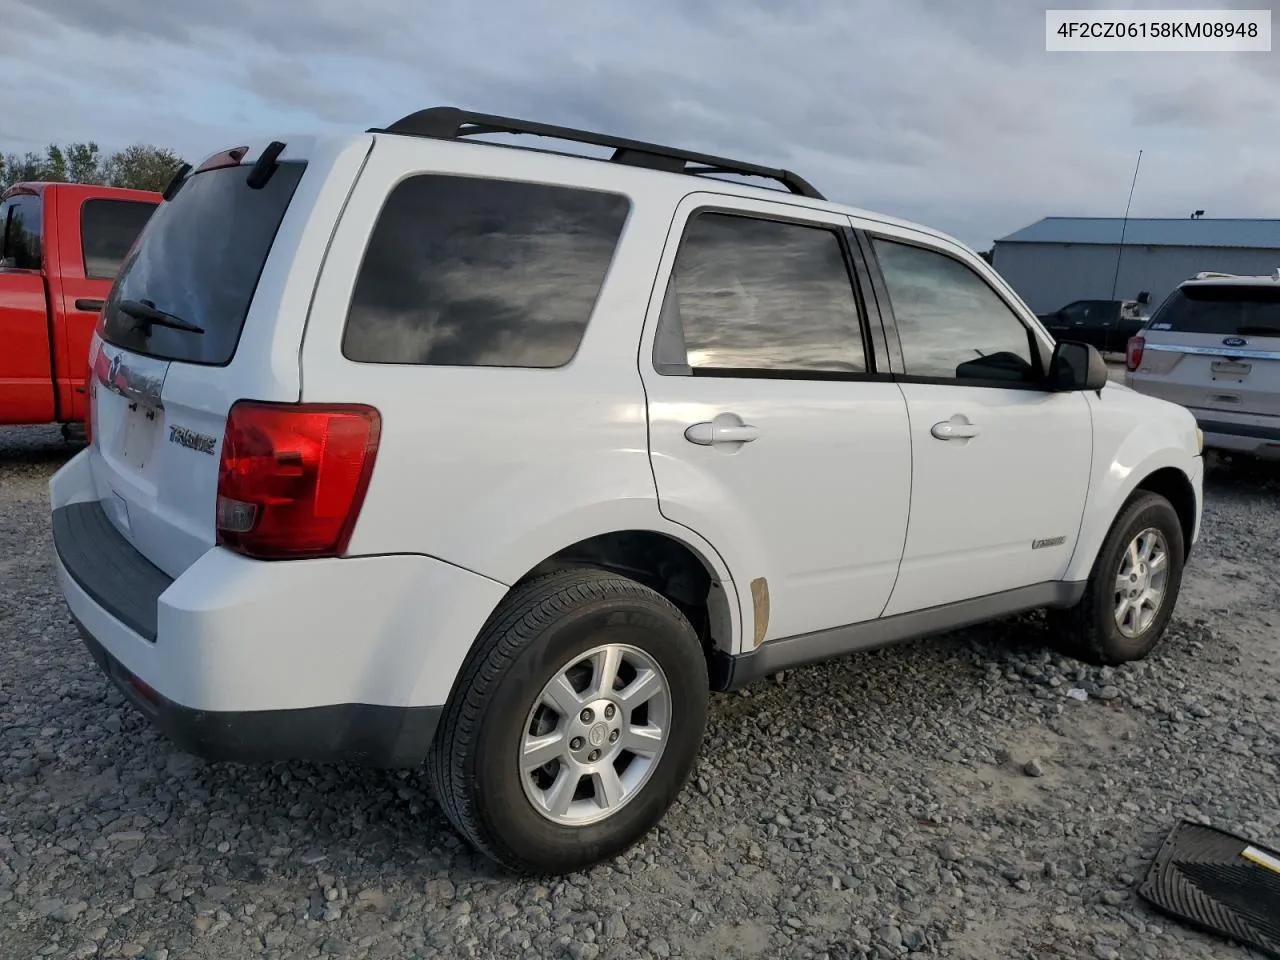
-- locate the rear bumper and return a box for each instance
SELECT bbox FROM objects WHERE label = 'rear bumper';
[1194,416,1280,459]
[49,449,508,766]
[75,621,440,766]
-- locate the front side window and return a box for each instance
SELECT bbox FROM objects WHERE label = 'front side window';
[1,194,43,270]
[655,212,867,376]
[342,175,630,368]
[1058,302,1089,322]
[81,198,158,279]
[873,237,1037,384]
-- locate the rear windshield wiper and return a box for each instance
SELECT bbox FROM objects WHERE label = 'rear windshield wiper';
[118,299,205,335]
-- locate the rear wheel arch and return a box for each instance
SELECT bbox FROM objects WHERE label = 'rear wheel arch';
[514,529,739,661]
[425,528,741,743]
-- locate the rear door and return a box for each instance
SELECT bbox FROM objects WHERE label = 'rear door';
[1133,282,1280,420]
[86,137,367,578]
[52,188,158,421]
[639,193,912,645]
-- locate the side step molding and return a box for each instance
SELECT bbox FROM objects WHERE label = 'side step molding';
[709,580,1087,691]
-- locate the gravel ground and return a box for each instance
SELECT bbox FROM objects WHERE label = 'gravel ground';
[2,424,1278,960]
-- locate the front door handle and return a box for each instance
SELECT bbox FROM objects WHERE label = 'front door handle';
[931,416,981,441]
[75,298,105,312]
[685,413,759,447]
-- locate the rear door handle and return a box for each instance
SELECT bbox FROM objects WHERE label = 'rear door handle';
[75,298,105,312]
[931,416,981,441]
[685,413,759,447]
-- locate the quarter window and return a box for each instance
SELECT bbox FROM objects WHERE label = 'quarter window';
[81,198,158,279]
[873,238,1037,384]
[342,175,630,368]
[654,212,867,376]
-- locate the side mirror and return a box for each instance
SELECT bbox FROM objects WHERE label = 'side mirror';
[1048,340,1109,392]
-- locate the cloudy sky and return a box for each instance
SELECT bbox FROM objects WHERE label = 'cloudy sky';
[2,0,1277,249]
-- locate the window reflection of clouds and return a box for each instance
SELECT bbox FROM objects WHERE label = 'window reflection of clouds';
[674,213,866,373]
[873,239,1033,379]
[342,176,630,368]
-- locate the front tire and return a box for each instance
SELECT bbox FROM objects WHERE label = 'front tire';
[427,569,709,874]
[1049,491,1186,665]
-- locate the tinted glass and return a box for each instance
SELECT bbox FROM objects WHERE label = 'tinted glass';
[81,198,158,279]
[102,162,306,365]
[657,212,865,375]
[1150,284,1280,337]
[1,194,42,269]
[874,238,1036,383]
[342,175,630,368]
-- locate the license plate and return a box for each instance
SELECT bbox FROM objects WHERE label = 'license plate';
[119,403,161,468]
[1211,359,1251,380]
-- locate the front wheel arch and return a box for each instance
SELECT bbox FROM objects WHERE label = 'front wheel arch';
[1133,466,1198,560]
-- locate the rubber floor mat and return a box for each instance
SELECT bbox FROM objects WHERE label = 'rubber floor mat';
[1138,820,1280,958]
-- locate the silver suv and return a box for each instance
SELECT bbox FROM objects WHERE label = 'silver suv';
[1126,272,1280,460]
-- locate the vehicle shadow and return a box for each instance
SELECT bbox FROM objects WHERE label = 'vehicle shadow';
[0,426,83,466]
[99,611,1081,888]
[1202,450,1280,498]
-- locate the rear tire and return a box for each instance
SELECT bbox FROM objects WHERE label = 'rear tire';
[427,568,708,875]
[1048,491,1185,665]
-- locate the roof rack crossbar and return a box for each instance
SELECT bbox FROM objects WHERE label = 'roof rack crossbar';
[368,106,825,200]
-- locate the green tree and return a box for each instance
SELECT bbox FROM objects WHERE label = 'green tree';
[103,144,185,193]
[1,150,55,189]
[2,141,184,193]
[66,142,106,185]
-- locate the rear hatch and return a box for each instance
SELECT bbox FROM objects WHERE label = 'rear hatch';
[1131,281,1280,419]
[86,137,364,579]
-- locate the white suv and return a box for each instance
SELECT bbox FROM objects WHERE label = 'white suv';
[50,108,1204,875]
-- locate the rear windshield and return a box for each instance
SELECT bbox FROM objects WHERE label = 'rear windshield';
[1150,284,1280,337]
[101,161,306,365]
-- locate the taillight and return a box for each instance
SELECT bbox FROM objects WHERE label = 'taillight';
[1125,336,1145,371]
[85,336,105,446]
[215,401,381,560]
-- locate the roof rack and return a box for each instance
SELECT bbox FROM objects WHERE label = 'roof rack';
[368,106,825,200]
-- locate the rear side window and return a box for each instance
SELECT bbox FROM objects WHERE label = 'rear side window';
[101,161,306,365]
[342,175,630,368]
[654,212,867,376]
[1151,284,1280,337]
[1,194,43,270]
[81,198,157,279]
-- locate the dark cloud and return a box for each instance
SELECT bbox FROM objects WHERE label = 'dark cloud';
[241,59,377,124]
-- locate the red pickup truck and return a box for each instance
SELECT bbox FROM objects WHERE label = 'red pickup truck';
[1,182,160,436]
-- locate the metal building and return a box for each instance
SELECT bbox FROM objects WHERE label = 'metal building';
[991,217,1280,315]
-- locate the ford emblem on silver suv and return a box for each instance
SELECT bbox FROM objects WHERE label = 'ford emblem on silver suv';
[1222,336,1248,347]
